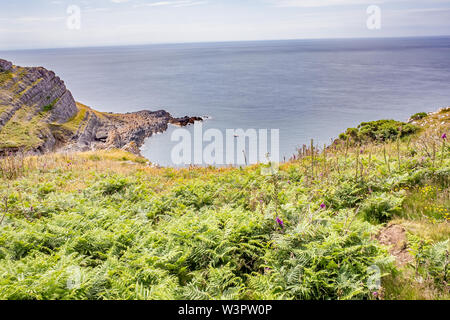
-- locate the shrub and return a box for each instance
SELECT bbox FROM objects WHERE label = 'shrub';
[361,192,404,223]
[358,120,418,142]
[42,98,59,112]
[37,182,56,197]
[410,112,428,121]
[408,235,449,288]
[338,120,419,144]
[93,176,130,195]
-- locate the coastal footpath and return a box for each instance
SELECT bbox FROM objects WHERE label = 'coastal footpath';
[0,59,201,156]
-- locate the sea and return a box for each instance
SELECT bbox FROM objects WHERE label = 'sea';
[1,37,450,166]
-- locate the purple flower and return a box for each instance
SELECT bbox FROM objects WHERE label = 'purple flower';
[442,133,447,140]
[320,203,326,209]
[372,291,379,298]
[276,217,284,228]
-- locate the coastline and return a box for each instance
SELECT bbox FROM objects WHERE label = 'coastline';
[0,58,202,157]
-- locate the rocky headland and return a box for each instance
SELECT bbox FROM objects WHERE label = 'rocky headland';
[0,59,201,156]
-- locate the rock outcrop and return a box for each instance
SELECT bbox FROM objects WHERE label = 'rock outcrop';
[0,59,202,156]
[63,107,175,154]
[0,60,12,72]
[170,116,203,126]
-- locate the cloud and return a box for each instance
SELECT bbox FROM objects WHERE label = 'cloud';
[269,0,385,7]
[111,0,131,3]
[267,0,450,7]
[403,7,450,13]
[16,16,65,22]
[84,7,112,13]
[133,0,208,8]
[171,1,208,7]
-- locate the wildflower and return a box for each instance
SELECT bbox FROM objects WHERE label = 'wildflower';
[442,133,447,140]
[320,203,326,209]
[372,291,379,298]
[276,217,284,229]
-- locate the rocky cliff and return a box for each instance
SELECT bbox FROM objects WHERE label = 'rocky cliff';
[0,59,201,156]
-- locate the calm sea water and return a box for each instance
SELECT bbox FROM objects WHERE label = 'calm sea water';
[1,37,450,166]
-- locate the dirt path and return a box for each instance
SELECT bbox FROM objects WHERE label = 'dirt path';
[376,224,414,267]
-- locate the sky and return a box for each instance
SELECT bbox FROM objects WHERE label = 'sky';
[0,0,450,50]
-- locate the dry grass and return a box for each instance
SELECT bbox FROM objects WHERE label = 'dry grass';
[393,218,450,243]
[383,269,450,300]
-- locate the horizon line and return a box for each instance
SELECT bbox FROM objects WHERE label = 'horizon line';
[1,34,450,53]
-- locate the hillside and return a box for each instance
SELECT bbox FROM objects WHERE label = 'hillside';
[0,59,200,156]
[0,106,448,300]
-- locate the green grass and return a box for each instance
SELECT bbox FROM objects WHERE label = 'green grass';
[42,98,59,112]
[0,159,394,300]
[0,101,86,150]
[0,67,87,150]
[383,270,449,300]
[410,112,428,121]
[57,103,88,133]
[0,71,13,86]
[0,109,448,300]
[0,106,49,149]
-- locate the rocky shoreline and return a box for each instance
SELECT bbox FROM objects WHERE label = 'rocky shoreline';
[62,107,203,156]
[0,59,202,156]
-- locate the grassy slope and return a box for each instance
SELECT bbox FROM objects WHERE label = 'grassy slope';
[0,67,102,150]
[0,109,448,300]
[0,67,53,149]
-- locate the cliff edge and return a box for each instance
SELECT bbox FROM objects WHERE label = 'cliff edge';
[0,59,201,156]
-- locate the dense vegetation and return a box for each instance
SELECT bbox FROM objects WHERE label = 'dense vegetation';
[337,119,418,144]
[0,109,448,300]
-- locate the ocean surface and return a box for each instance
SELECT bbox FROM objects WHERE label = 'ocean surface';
[1,37,450,166]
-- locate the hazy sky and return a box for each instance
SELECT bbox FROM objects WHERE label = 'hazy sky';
[1,0,450,50]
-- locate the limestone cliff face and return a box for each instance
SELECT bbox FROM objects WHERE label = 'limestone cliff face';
[0,59,201,156]
[0,60,77,127]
